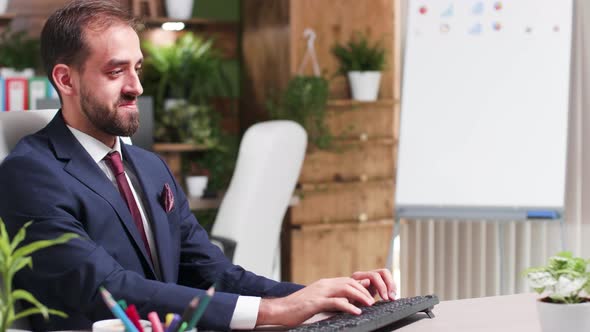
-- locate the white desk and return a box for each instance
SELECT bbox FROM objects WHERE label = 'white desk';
[390,293,541,331]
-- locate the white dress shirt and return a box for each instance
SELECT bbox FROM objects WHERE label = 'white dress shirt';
[67,127,260,329]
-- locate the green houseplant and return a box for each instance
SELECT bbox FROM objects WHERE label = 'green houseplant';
[266,75,331,149]
[0,218,78,332]
[524,251,590,332]
[142,32,231,107]
[0,29,41,70]
[331,32,386,101]
[142,32,232,145]
[0,29,41,72]
[154,100,220,147]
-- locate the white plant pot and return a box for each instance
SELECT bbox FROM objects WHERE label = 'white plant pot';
[165,0,194,20]
[536,299,590,332]
[0,0,8,14]
[186,175,208,198]
[164,98,186,111]
[347,71,382,101]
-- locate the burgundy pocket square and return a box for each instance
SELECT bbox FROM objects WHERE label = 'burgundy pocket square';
[160,183,175,213]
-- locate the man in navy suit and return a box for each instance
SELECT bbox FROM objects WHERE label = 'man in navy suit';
[0,1,396,331]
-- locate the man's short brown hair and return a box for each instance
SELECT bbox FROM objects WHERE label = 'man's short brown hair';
[41,0,138,96]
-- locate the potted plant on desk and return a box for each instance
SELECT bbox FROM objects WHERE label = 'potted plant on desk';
[0,218,78,332]
[524,251,590,332]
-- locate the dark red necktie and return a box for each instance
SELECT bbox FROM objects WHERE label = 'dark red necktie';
[104,151,152,260]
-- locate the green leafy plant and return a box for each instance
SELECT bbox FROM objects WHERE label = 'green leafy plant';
[0,218,79,332]
[154,101,221,146]
[0,29,41,71]
[524,251,590,304]
[331,32,386,75]
[142,33,233,146]
[266,76,331,149]
[142,32,232,109]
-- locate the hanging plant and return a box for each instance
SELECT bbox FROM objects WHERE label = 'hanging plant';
[266,75,331,149]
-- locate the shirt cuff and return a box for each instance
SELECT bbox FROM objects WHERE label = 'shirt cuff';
[229,295,261,330]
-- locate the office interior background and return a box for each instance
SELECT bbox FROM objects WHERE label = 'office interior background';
[1,0,590,304]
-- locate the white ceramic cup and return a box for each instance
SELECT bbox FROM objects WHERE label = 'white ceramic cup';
[92,319,151,332]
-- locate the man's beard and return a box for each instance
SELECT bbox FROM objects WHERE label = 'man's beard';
[80,85,139,137]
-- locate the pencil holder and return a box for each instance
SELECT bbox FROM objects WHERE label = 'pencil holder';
[92,319,197,332]
[92,319,152,332]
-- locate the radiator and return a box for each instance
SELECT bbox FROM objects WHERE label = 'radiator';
[398,219,565,300]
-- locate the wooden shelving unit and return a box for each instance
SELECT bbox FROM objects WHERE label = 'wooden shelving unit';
[138,16,239,59]
[242,0,401,284]
[152,143,209,153]
[0,13,14,26]
[139,17,238,30]
[152,143,210,186]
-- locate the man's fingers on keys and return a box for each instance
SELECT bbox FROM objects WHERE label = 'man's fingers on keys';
[324,297,362,315]
[376,268,397,299]
[358,278,371,287]
[352,271,389,300]
[345,282,375,306]
[347,278,375,303]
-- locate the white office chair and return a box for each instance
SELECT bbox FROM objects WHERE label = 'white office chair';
[0,109,59,161]
[210,120,307,280]
[0,109,133,161]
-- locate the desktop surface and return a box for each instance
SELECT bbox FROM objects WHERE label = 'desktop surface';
[392,293,540,332]
[51,293,540,332]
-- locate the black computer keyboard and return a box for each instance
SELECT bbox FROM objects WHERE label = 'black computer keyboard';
[286,294,439,332]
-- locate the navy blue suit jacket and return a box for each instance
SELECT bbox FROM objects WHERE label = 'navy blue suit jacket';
[0,111,302,331]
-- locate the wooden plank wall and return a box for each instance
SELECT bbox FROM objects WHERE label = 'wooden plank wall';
[240,0,291,130]
[241,0,395,129]
[290,0,394,99]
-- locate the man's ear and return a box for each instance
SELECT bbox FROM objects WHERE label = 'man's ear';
[52,64,77,96]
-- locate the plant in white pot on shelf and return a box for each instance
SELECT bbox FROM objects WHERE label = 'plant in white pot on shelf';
[184,161,210,198]
[331,32,386,102]
[0,0,8,15]
[524,251,590,332]
[165,0,194,20]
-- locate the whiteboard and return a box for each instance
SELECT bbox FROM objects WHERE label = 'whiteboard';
[396,0,573,213]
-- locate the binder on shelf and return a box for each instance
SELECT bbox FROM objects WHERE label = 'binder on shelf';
[29,77,48,110]
[47,82,59,99]
[0,77,4,112]
[5,77,28,111]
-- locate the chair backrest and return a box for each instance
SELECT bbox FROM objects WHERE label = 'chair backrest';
[0,110,59,330]
[0,109,132,162]
[211,120,307,279]
[0,109,58,161]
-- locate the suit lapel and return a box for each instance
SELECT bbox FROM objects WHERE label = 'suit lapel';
[46,113,157,278]
[122,143,175,283]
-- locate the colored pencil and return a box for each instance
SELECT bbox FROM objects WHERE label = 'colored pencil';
[176,322,188,332]
[99,287,139,332]
[125,304,144,332]
[164,313,181,332]
[187,285,215,330]
[180,297,199,325]
[148,312,164,332]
